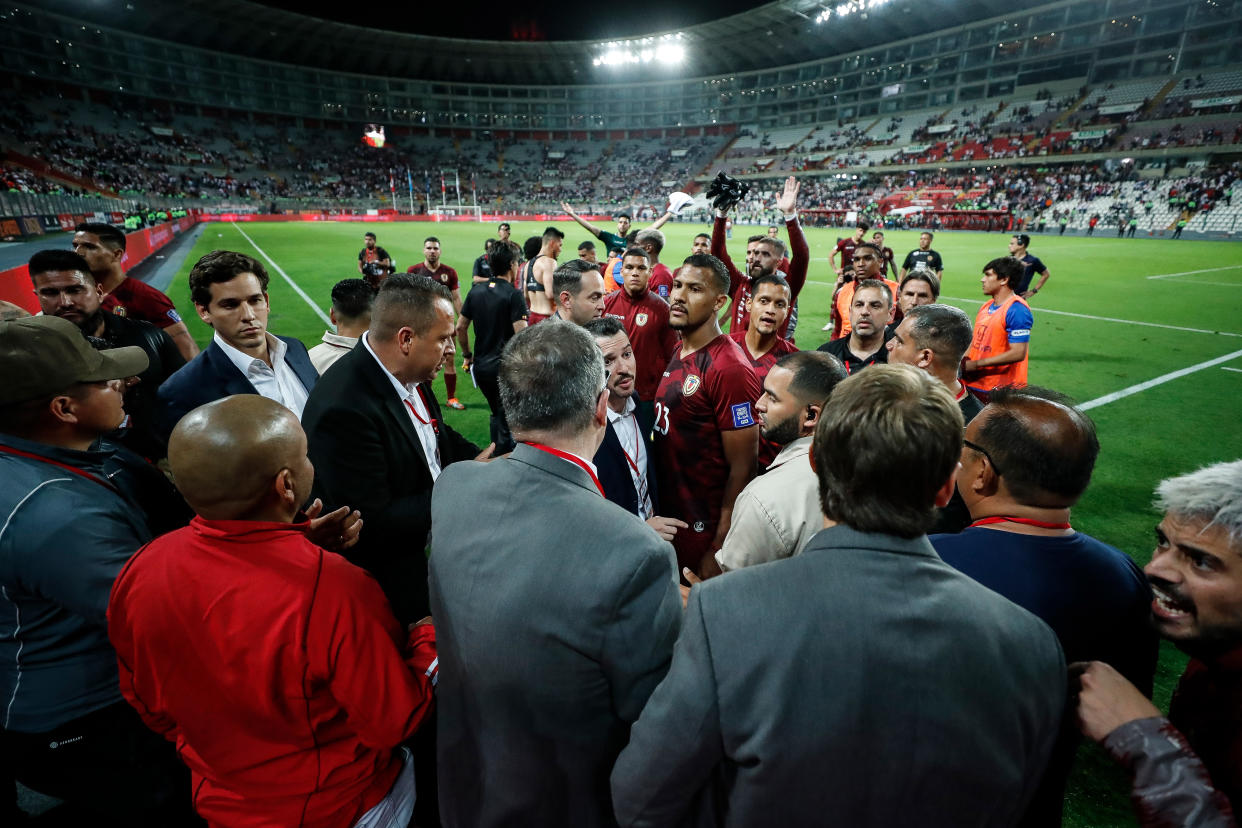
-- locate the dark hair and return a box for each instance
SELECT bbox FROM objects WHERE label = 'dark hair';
[424,236,440,245]
[694,233,710,241]
[853,241,883,258]
[974,385,1099,504]
[583,316,625,339]
[747,234,767,245]
[189,250,270,307]
[370,273,452,341]
[75,222,126,251]
[500,323,604,436]
[364,232,377,239]
[1013,233,1031,248]
[680,253,729,296]
[814,365,962,538]
[857,221,871,232]
[523,236,543,261]
[542,226,565,242]
[330,278,374,321]
[489,240,521,277]
[853,278,893,307]
[905,304,972,366]
[552,258,600,297]
[776,350,847,405]
[621,246,650,262]
[751,272,790,295]
[983,257,1023,285]
[485,238,496,249]
[900,271,941,300]
[920,231,934,240]
[616,213,631,221]
[578,240,596,251]
[497,222,511,231]
[29,249,94,283]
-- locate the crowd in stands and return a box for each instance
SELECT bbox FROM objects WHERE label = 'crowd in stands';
[4,202,1241,827]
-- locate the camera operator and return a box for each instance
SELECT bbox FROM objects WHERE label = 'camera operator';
[357,232,393,289]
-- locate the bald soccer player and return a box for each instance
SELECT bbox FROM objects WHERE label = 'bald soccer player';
[110,396,438,828]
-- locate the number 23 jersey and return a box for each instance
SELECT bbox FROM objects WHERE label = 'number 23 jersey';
[652,334,761,565]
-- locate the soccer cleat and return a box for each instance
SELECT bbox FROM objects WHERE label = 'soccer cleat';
[446,397,466,410]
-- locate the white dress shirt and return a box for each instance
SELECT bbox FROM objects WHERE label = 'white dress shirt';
[362,332,442,480]
[606,397,652,519]
[214,331,309,419]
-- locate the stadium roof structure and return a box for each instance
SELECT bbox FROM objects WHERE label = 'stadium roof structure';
[40,0,1051,85]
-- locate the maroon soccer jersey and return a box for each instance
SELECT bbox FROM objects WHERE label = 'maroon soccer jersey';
[729,330,798,469]
[833,238,859,273]
[711,215,807,338]
[647,263,674,302]
[101,277,182,329]
[653,334,761,570]
[604,289,678,401]
[409,263,459,291]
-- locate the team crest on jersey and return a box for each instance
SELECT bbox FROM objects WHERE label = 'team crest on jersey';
[682,374,701,396]
[693,521,705,533]
[114,306,127,317]
[635,312,648,326]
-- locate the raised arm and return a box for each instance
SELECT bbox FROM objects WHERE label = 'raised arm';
[560,200,605,239]
[776,177,809,300]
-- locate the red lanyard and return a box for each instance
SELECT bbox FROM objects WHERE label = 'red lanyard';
[0,443,122,498]
[618,415,642,476]
[403,387,439,436]
[970,516,1072,530]
[524,442,605,498]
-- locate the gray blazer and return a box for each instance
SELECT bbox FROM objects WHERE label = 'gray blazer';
[429,443,683,828]
[612,524,1067,828]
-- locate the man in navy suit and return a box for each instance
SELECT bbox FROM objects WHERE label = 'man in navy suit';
[586,316,687,544]
[157,250,316,437]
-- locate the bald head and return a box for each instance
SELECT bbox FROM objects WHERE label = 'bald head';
[972,385,1099,507]
[169,395,312,520]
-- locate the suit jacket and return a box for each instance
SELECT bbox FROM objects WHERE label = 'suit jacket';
[428,443,683,828]
[612,525,1067,828]
[156,336,317,438]
[594,395,659,517]
[301,341,478,625]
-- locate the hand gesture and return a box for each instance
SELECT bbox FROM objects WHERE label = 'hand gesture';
[474,442,498,462]
[645,516,689,543]
[775,176,800,215]
[301,498,363,552]
[1071,661,1161,743]
[559,200,577,216]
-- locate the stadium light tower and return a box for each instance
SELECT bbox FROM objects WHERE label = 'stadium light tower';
[593,33,686,67]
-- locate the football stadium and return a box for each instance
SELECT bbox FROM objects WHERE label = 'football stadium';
[2,0,1241,825]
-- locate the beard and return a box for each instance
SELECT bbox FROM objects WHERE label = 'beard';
[760,410,802,446]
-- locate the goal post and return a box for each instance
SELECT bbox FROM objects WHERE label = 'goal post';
[429,204,484,221]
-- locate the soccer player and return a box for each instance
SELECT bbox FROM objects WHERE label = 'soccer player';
[818,280,893,375]
[496,221,511,244]
[729,273,797,470]
[471,238,495,283]
[712,176,807,338]
[654,253,761,579]
[691,233,711,255]
[830,242,900,340]
[356,231,392,289]
[963,257,1032,400]
[522,226,563,325]
[899,231,944,281]
[72,222,199,361]
[634,228,674,301]
[602,248,677,408]
[829,222,869,278]
[559,201,673,257]
[1008,233,1051,298]
[577,240,598,265]
[872,230,898,279]
[409,237,465,409]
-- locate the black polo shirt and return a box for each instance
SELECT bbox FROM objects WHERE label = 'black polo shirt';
[461,279,528,370]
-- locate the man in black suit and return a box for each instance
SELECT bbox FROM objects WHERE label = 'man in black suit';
[157,250,316,437]
[585,316,686,545]
[301,273,487,626]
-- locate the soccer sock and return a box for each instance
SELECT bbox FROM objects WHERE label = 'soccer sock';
[446,373,457,399]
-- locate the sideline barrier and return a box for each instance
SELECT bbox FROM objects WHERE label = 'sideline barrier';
[200,213,617,223]
[0,216,197,313]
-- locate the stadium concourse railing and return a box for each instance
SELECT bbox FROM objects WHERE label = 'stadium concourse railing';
[0,213,199,314]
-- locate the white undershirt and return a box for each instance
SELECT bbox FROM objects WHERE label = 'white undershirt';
[214,331,309,419]
[362,332,442,480]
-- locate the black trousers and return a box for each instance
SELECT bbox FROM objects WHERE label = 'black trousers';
[0,701,200,827]
[475,365,515,455]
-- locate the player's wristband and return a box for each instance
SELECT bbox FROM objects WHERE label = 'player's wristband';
[783,211,798,221]
[1031,288,1039,294]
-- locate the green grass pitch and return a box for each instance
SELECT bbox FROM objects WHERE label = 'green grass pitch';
[171,218,1242,828]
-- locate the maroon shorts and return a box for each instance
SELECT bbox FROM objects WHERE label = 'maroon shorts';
[527,311,550,326]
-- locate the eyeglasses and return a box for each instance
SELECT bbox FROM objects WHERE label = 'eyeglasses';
[962,439,1003,477]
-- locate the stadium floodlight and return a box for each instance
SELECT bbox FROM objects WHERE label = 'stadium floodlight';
[593,33,686,67]
[815,0,896,24]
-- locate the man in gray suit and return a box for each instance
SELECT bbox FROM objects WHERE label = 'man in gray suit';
[429,321,683,828]
[612,365,1067,828]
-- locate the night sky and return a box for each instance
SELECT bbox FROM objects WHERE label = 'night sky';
[254,0,769,40]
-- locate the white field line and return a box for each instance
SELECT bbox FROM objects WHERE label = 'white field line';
[802,280,1242,338]
[1147,265,1242,280]
[1223,366,1242,373]
[230,222,332,326]
[1079,349,1242,411]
